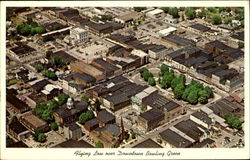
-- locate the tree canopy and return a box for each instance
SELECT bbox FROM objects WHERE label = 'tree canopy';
[95,141,104,148]
[16,20,46,36]
[133,7,147,12]
[185,8,196,20]
[224,115,242,130]
[78,110,94,124]
[211,14,222,25]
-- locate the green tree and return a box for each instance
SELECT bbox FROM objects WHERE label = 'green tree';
[208,7,218,13]
[168,7,179,18]
[53,56,65,68]
[160,64,169,76]
[94,99,101,111]
[34,64,44,72]
[198,96,208,104]
[143,70,152,82]
[173,83,185,99]
[204,86,213,98]
[133,7,147,12]
[50,122,58,131]
[148,77,156,86]
[197,9,207,18]
[238,42,244,48]
[160,7,170,13]
[223,16,233,24]
[81,94,89,102]
[58,94,69,106]
[43,35,54,42]
[95,141,104,148]
[185,8,196,20]
[47,99,59,110]
[37,133,46,142]
[218,7,231,13]
[79,112,88,124]
[41,109,53,121]
[235,8,244,20]
[86,110,94,120]
[224,115,242,130]
[211,14,222,25]
[187,90,198,104]
[101,15,113,21]
[46,50,53,58]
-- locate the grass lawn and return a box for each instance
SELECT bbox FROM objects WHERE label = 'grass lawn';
[7,78,19,87]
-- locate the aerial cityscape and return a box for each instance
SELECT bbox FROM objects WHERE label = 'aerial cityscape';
[6,6,244,148]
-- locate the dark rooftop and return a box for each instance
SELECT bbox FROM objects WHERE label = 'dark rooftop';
[190,23,211,32]
[105,124,121,137]
[159,129,192,148]
[133,138,163,148]
[10,43,36,56]
[54,101,88,119]
[97,110,115,124]
[7,141,29,148]
[53,50,78,64]
[8,120,28,134]
[231,31,244,41]
[65,123,81,131]
[139,109,164,122]
[191,111,212,125]
[150,44,168,53]
[31,79,51,93]
[73,73,96,83]
[205,40,232,51]
[162,34,195,47]
[85,118,99,127]
[53,139,93,148]
[7,90,31,113]
[192,138,215,148]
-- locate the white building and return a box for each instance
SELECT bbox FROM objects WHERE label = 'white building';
[157,27,177,37]
[146,8,164,18]
[70,27,89,45]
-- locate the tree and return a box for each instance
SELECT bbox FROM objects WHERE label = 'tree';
[131,131,136,139]
[224,115,242,130]
[42,70,57,80]
[37,133,46,142]
[235,8,244,20]
[94,99,101,111]
[187,90,198,104]
[41,109,53,121]
[43,35,54,42]
[34,64,44,72]
[81,94,89,102]
[173,83,185,99]
[95,141,104,148]
[160,64,169,76]
[211,14,222,25]
[185,8,196,20]
[238,42,244,48]
[34,129,46,143]
[143,70,152,82]
[223,16,233,24]
[161,71,175,89]
[86,110,94,120]
[50,122,58,131]
[197,9,207,18]
[133,7,146,12]
[204,86,213,98]
[198,96,208,104]
[148,77,156,86]
[168,7,179,18]
[160,7,170,13]
[218,7,231,13]
[101,14,113,21]
[79,112,88,124]
[53,56,65,68]
[208,7,218,13]
[139,68,147,78]
[58,94,69,106]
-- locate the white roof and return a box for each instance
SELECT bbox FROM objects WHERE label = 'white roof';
[144,86,157,94]
[131,49,147,57]
[136,91,149,99]
[72,27,87,33]
[158,27,177,35]
[147,9,164,15]
[201,107,213,115]
[41,90,50,95]
[44,84,62,92]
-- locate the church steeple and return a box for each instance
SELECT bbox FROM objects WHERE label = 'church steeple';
[120,117,125,141]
